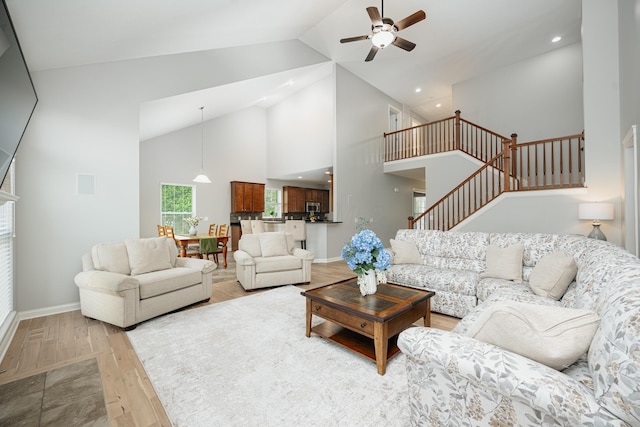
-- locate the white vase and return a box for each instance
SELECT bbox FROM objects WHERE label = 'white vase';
[358,270,378,296]
[189,226,197,236]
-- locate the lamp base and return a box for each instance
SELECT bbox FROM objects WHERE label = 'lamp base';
[587,224,607,241]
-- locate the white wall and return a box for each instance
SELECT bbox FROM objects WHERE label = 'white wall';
[453,42,584,142]
[331,65,416,256]
[15,40,328,312]
[267,75,334,178]
[140,107,268,238]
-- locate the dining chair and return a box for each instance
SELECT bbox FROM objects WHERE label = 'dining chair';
[208,223,218,236]
[165,226,200,258]
[240,220,252,235]
[212,224,229,265]
[157,224,166,236]
[250,220,264,234]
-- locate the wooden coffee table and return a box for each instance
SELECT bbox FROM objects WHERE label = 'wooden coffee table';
[301,278,435,375]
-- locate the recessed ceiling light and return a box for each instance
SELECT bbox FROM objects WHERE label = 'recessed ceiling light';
[297,176,303,179]
[415,88,422,93]
[436,103,442,108]
[552,36,562,43]
[325,171,331,175]
[327,179,332,183]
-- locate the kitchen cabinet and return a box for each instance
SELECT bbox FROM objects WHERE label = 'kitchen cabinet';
[283,186,305,213]
[284,186,330,213]
[320,190,330,212]
[231,181,265,213]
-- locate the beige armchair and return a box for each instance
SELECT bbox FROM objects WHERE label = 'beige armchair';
[233,232,314,290]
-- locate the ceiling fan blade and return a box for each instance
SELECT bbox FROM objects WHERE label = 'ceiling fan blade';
[392,37,416,52]
[394,10,426,31]
[340,35,370,43]
[365,46,379,62]
[366,6,383,27]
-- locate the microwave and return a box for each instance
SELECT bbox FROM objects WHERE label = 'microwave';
[305,202,320,212]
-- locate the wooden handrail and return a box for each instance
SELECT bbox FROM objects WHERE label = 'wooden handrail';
[408,131,585,230]
[410,150,508,230]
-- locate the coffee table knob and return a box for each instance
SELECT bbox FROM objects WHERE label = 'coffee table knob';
[360,323,366,329]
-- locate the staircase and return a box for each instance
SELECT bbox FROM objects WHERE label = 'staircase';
[384,111,585,230]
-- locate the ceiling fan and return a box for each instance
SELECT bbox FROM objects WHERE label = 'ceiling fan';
[340,1,426,62]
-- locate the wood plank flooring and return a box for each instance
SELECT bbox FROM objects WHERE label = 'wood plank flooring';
[0,260,459,426]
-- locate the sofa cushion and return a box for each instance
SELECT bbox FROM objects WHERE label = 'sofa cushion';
[465,301,600,370]
[91,242,131,275]
[480,244,523,283]
[476,278,536,302]
[125,237,173,276]
[259,232,289,257]
[390,238,422,264]
[239,234,263,258]
[386,264,478,296]
[254,255,302,274]
[529,251,577,300]
[136,267,202,299]
[436,231,489,273]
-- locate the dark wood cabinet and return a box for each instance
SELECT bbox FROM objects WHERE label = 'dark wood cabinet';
[283,186,330,213]
[283,186,305,213]
[231,181,265,213]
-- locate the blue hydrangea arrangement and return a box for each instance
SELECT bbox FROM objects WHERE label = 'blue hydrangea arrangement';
[341,229,391,275]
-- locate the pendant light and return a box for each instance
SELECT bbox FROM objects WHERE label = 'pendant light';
[193,106,211,183]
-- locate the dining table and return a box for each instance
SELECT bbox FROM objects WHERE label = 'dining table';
[174,234,229,268]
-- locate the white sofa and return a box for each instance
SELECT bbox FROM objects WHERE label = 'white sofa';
[389,230,640,425]
[74,236,216,329]
[233,232,314,290]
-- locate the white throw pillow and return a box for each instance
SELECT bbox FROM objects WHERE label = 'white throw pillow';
[390,239,422,264]
[125,237,173,276]
[91,242,131,275]
[259,233,289,257]
[529,251,577,300]
[465,301,600,370]
[480,244,524,283]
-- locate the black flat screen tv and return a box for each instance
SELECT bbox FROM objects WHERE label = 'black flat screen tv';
[0,0,37,188]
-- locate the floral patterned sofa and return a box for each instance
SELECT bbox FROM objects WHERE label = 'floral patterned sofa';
[392,230,640,425]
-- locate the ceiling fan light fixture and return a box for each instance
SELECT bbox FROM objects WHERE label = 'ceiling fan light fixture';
[372,30,395,48]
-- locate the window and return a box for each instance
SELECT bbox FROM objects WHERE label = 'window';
[413,190,426,218]
[264,188,282,218]
[0,161,15,336]
[161,184,196,235]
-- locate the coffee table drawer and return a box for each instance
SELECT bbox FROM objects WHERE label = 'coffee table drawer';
[311,301,374,335]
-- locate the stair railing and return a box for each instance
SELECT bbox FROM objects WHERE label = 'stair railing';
[408,132,585,230]
[409,139,512,230]
[384,110,509,163]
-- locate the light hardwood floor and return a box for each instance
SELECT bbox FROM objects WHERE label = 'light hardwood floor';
[0,260,459,426]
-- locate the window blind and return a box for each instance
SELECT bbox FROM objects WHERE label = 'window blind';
[0,199,14,330]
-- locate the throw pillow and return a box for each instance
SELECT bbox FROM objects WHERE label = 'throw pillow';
[259,232,289,257]
[390,239,422,264]
[465,301,600,370]
[91,242,131,275]
[480,244,524,283]
[125,237,173,276]
[529,251,577,300]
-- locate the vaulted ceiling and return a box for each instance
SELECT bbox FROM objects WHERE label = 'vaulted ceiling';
[6,0,582,140]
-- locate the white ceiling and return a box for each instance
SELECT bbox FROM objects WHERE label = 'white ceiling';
[6,0,582,153]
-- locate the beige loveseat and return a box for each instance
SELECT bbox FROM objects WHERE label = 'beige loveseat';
[233,232,314,290]
[74,236,216,329]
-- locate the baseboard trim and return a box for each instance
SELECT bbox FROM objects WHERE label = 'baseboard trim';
[19,302,81,321]
[313,256,343,264]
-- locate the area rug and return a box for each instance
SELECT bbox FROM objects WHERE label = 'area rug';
[126,286,410,426]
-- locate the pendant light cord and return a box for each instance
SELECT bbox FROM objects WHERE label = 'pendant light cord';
[200,106,205,171]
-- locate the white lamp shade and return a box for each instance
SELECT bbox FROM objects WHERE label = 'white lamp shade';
[578,203,614,221]
[372,31,395,48]
[193,173,211,183]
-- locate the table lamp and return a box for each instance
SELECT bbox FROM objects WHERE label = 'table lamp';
[578,202,614,241]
